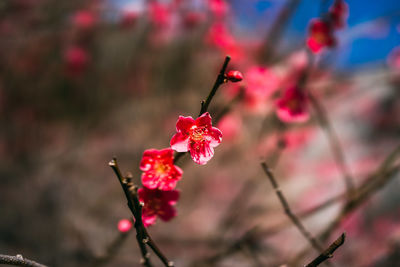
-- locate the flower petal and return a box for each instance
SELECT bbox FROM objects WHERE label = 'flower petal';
[141,171,159,189]
[176,116,195,134]
[170,132,189,152]
[161,190,180,205]
[207,127,222,147]
[158,203,176,222]
[142,214,157,227]
[195,112,212,128]
[189,141,214,165]
[139,149,158,171]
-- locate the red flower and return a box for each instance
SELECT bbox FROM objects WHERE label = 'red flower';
[140,148,182,191]
[170,112,222,165]
[138,187,179,227]
[306,19,336,53]
[64,46,89,76]
[72,10,97,31]
[329,0,348,29]
[276,86,309,123]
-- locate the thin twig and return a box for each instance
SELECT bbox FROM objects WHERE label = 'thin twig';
[305,233,346,267]
[261,162,325,253]
[174,56,231,164]
[0,254,48,267]
[109,158,153,267]
[290,145,400,265]
[308,92,355,195]
[90,231,131,267]
[199,56,231,116]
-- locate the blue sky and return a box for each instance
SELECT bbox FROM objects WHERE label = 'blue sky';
[232,0,400,68]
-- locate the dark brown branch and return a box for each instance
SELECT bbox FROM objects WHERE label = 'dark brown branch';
[109,158,153,267]
[261,162,325,253]
[174,56,231,164]
[305,233,346,267]
[109,159,174,267]
[199,56,231,116]
[308,92,355,195]
[0,254,48,267]
[290,145,400,265]
[260,0,302,63]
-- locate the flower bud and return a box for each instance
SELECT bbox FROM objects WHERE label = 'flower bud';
[226,70,243,82]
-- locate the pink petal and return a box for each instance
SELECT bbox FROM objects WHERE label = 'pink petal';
[159,179,178,191]
[195,112,212,128]
[207,127,222,147]
[158,204,176,222]
[142,214,157,227]
[189,141,214,165]
[139,149,158,171]
[170,132,189,152]
[159,148,174,160]
[176,116,195,134]
[141,172,159,189]
[161,190,180,205]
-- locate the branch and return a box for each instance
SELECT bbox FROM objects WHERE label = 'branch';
[261,162,325,253]
[174,56,231,164]
[109,158,174,267]
[0,254,48,267]
[305,233,346,267]
[308,92,355,195]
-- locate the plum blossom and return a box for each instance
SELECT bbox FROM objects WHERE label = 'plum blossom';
[140,148,182,191]
[276,86,309,123]
[306,19,336,53]
[63,46,89,76]
[329,0,348,29]
[138,187,179,227]
[170,112,222,165]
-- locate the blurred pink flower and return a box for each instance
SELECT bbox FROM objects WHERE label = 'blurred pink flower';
[138,188,179,227]
[329,0,348,29]
[276,86,309,123]
[149,2,170,29]
[208,0,229,18]
[217,113,242,142]
[183,12,205,29]
[117,219,132,233]
[140,148,182,191]
[120,10,139,29]
[72,10,97,31]
[228,66,280,113]
[170,112,222,165]
[63,46,89,76]
[306,19,336,53]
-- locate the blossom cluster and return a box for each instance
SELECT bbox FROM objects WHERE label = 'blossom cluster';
[120,68,243,229]
[306,0,348,53]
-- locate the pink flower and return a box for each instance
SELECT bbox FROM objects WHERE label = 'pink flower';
[72,10,97,31]
[306,19,336,53]
[208,0,229,18]
[170,112,222,165]
[329,0,348,29]
[63,46,89,76]
[140,148,182,191]
[118,219,132,233]
[138,187,179,227]
[217,113,242,142]
[149,2,170,29]
[276,86,309,123]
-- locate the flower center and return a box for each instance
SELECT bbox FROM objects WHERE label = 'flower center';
[154,161,170,175]
[313,32,327,44]
[190,125,207,142]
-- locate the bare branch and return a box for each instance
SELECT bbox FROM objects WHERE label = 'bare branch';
[0,254,48,267]
[305,233,346,267]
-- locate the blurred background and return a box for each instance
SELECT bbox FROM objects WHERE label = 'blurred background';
[1,0,400,266]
